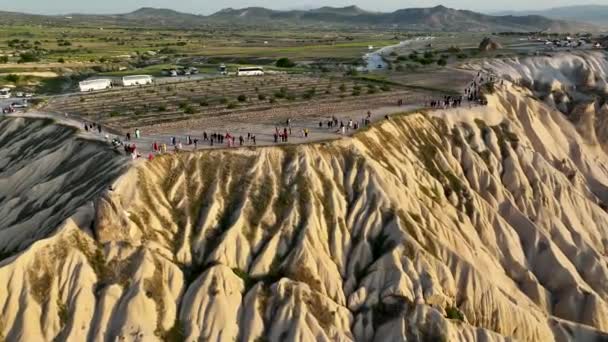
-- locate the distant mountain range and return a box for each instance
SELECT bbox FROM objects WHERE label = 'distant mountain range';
[0,5,598,32]
[495,5,608,26]
[207,5,598,32]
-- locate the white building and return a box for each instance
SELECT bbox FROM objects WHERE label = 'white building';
[237,67,264,76]
[121,75,153,87]
[79,79,112,92]
[0,87,11,99]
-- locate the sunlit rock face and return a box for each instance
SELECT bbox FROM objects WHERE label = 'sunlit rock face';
[480,51,608,151]
[2,53,608,342]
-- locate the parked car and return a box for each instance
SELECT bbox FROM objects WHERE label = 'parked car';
[14,92,34,98]
[11,101,28,109]
[219,64,227,75]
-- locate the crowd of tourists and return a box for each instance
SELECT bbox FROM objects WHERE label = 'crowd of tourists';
[272,118,315,143]
[103,126,261,160]
[166,131,258,151]
[316,112,372,135]
[83,122,103,134]
[80,120,141,159]
[102,110,384,160]
[428,96,464,108]
[76,69,504,161]
[426,71,498,109]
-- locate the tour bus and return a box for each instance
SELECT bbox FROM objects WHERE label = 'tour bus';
[0,88,10,99]
[121,75,153,87]
[237,67,264,76]
[78,79,112,92]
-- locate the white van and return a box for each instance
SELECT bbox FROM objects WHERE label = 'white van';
[79,79,112,92]
[121,75,153,87]
[0,88,11,99]
[237,67,264,76]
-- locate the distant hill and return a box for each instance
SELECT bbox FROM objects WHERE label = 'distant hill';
[68,7,206,27]
[121,7,202,20]
[0,5,598,32]
[310,5,372,16]
[0,8,202,27]
[208,5,595,32]
[495,5,608,26]
[209,6,372,22]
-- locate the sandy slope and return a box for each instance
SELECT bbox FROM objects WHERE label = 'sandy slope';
[1,53,608,341]
[0,117,125,257]
[476,51,608,152]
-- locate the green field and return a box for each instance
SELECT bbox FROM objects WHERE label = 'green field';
[0,24,405,93]
[0,24,399,63]
[0,21,555,96]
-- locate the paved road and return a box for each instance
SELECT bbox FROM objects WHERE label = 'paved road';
[1,97,18,107]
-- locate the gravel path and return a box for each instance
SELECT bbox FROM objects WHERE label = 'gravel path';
[105,104,420,155]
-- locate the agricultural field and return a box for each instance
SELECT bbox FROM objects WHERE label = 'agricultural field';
[42,73,430,132]
[0,23,409,93]
[0,20,555,97]
[12,27,538,135]
[0,24,400,65]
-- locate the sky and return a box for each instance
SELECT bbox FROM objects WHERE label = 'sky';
[0,0,606,15]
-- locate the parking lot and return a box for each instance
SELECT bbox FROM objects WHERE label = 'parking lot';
[1,97,31,113]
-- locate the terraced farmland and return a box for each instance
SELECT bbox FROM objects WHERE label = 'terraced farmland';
[43,74,428,132]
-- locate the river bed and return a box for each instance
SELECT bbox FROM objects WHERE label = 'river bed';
[361,36,435,72]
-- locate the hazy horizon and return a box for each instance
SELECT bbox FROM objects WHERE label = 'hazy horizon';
[1,0,607,16]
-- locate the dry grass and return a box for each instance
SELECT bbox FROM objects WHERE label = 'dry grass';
[290,265,323,293]
[71,231,109,281]
[248,175,274,229]
[306,292,335,334]
[73,230,140,290]
[445,305,465,321]
[27,242,68,305]
[144,258,166,337]
[57,300,69,328]
[27,259,53,305]
[357,134,398,176]
[257,285,271,319]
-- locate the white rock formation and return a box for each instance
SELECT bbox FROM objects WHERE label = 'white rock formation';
[2,53,608,341]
